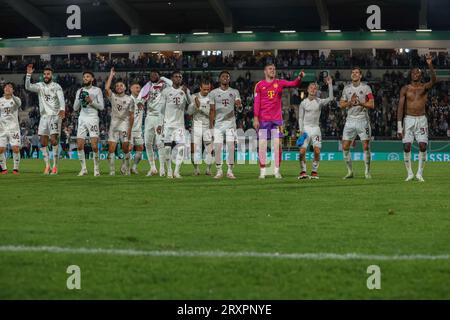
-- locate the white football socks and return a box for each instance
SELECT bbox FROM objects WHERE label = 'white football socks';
[404,151,413,176]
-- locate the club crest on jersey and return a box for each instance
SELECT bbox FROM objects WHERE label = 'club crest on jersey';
[273,84,279,89]
[229,93,233,97]
[267,90,275,99]
[360,91,364,94]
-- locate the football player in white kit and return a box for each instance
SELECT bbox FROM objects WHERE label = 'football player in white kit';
[0,83,22,175]
[25,64,65,175]
[187,79,214,176]
[73,71,105,176]
[156,71,191,179]
[138,69,173,177]
[339,67,375,179]
[298,76,334,179]
[209,71,242,179]
[129,82,145,175]
[105,68,135,176]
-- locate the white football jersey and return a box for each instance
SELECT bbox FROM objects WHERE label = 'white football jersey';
[298,86,334,130]
[341,82,373,120]
[0,96,21,131]
[25,75,65,116]
[73,85,104,120]
[159,86,191,128]
[138,76,173,117]
[188,92,211,127]
[209,87,241,129]
[108,92,135,122]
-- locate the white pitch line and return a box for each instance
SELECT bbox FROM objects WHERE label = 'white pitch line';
[0,245,449,261]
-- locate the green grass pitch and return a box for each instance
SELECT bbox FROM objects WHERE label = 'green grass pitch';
[0,159,449,299]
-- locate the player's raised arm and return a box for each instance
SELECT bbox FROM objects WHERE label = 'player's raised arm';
[319,76,335,106]
[424,54,437,90]
[160,76,173,86]
[279,70,305,88]
[105,67,115,98]
[397,85,407,139]
[25,64,40,93]
[253,82,261,130]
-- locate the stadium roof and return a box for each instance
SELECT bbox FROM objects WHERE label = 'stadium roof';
[0,0,449,39]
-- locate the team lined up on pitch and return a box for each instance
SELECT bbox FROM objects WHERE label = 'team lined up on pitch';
[0,58,436,181]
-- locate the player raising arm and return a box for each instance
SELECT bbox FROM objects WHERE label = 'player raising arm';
[73,71,104,176]
[25,64,65,175]
[105,68,135,176]
[0,83,22,174]
[253,64,304,179]
[297,77,334,180]
[397,54,436,182]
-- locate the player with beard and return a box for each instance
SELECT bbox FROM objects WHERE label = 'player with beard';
[73,71,105,176]
[105,68,135,176]
[25,64,65,175]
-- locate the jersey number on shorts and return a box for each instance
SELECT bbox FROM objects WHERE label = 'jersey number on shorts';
[91,124,98,132]
[51,122,58,131]
[420,127,427,135]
